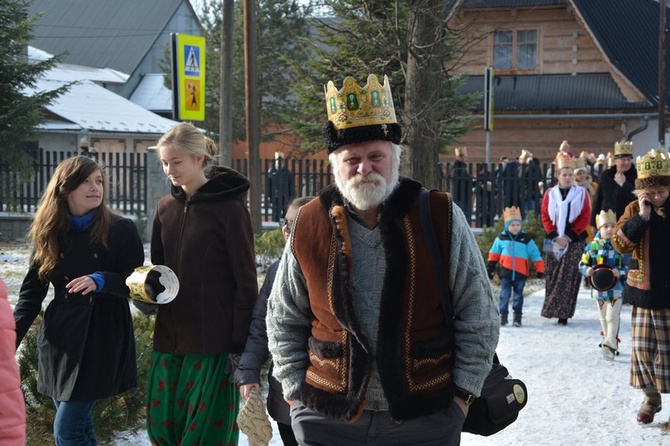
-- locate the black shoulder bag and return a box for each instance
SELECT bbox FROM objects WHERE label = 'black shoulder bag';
[419,189,528,437]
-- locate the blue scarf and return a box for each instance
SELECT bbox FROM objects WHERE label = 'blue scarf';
[69,211,96,232]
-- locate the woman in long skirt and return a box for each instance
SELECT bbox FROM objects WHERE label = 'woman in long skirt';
[141,123,257,445]
[540,152,591,325]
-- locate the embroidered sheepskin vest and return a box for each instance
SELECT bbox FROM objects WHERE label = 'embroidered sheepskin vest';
[291,178,456,422]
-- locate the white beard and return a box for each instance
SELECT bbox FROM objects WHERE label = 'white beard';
[335,170,398,211]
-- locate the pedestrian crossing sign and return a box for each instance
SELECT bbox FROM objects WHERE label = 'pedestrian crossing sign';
[185,80,201,111]
[171,33,206,121]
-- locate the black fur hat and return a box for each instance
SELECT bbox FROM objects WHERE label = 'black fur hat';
[323,121,402,154]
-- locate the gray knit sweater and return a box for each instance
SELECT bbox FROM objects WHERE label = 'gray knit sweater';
[266,200,499,403]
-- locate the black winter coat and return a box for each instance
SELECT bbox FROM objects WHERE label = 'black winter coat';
[14,217,144,401]
[234,260,290,425]
[591,165,637,226]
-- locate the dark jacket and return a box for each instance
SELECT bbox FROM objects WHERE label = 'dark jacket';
[151,166,257,354]
[452,159,473,218]
[266,166,295,204]
[14,216,144,401]
[591,165,637,226]
[266,165,295,221]
[234,260,290,425]
[500,160,521,208]
[612,199,670,309]
[521,159,543,203]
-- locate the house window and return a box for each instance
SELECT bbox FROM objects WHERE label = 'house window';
[493,30,537,70]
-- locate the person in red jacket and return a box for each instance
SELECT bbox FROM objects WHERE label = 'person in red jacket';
[0,277,25,445]
[540,152,591,325]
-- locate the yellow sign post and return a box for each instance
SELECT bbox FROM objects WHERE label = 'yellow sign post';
[171,33,206,121]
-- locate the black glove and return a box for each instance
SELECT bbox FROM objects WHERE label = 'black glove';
[132,299,158,316]
[486,261,497,280]
[536,272,544,279]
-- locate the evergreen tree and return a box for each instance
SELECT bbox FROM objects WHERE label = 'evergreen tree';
[0,0,68,174]
[199,0,311,145]
[286,0,478,186]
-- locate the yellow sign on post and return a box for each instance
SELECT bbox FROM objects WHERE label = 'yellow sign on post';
[171,33,206,121]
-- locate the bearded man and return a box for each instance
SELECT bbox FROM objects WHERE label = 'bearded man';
[266,74,499,446]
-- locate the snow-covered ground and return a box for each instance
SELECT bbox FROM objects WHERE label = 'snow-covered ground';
[462,286,670,446]
[4,240,669,445]
[114,285,670,446]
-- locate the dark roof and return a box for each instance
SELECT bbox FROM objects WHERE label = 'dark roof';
[572,0,670,107]
[461,73,650,111]
[445,0,567,17]
[460,0,567,8]
[27,0,187,74]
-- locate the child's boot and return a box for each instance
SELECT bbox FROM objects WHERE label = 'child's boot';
[513,313,522,327]
[637,387,662,424]
[601,345,615,361]
[501,313,508,326]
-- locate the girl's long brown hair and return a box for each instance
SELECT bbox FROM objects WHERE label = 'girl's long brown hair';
[28,156,114,281]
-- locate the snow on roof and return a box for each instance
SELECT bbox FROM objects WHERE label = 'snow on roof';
[49,64,129,84]
[30,46,129,84]
[129,73,173,113]
[28,46,53,61]
[27,79,180,135]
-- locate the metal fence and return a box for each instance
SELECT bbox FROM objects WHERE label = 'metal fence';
[0,150,605,228]
[438,161,605,227]
[0,149,147,214]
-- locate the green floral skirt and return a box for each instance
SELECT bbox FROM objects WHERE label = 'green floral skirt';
[146,351,239,446]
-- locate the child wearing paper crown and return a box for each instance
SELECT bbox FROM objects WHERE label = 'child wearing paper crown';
[579,210,627,360]
[487,206,545,327]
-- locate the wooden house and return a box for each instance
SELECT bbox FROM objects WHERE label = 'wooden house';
[446,0,670,164]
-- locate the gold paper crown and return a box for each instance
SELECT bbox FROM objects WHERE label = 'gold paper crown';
[614,141,633,157]
[325,74,397,131]
[555,152,575,170]
[580,151,596,163]
[573,157,587,171]
[126,265,180,305]
[636,148,670,180]
[454,147,467,157]
[595,210,616,229]
[503,206,522,223]
[519,149,533,162]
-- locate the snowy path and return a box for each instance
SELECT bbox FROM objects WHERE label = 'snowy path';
[118,285,670,445]
[462,286,669,446]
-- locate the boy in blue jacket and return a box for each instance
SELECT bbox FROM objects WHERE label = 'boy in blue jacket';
[488,206,545,326]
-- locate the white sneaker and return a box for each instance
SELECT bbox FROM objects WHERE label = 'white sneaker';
[602,346,615,361]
